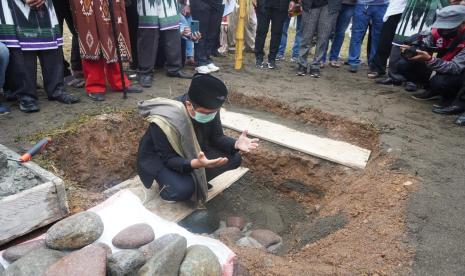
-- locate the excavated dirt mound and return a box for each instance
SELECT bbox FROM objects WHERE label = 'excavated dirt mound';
[40,96,415,274]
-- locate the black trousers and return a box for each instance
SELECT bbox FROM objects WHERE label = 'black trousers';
[137,28,183,75]
[7,48,66,100]
[156,38,187,68]
[397,59,465,102]
[255,6,288,62]
[125,0,139,69]
[191,1,224,66]
[370,13,402,74]
[52,0,82,74]
[156,149,242,201]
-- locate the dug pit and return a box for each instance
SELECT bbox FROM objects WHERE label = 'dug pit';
[37,94,416,274]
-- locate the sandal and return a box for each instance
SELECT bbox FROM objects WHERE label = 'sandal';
[329,60,341,68]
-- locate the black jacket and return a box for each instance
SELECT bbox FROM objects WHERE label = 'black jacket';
[137,94,237,188]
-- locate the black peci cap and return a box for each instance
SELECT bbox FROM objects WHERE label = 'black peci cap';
[187,74,228,109]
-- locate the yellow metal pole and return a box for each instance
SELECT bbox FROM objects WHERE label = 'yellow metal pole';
[234,0,246,70]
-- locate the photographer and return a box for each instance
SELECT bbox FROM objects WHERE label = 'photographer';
[396,5,465,116]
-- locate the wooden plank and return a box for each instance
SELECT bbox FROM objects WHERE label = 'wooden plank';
[114,167,249,222]
[220,109,371,169]
[0,182,67,245]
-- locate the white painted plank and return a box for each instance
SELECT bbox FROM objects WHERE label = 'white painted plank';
[110,167,249,222]
[220,109,371,169]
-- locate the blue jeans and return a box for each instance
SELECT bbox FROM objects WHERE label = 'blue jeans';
[184,16,194,57]
[328,4,354,61]
[277,15,302,58]
[0,42,9,89]
[348,3,387,67]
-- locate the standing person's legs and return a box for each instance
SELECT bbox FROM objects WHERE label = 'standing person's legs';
[245,4,257,51]
[277,16,291,58]
[0,43,8,89]
[268,9,287,63]
[329,4,354,62]
[291,14,303,59]
[37,48,65,98]
[82,59,107,94]
[369,13,402,75]
[311,5,334,74]
[104,62,131,91]
[70,36,82,72]
[191,1,212,66]
[125,0,139,69]
[347,4,370,71]
[387,46,405,81]
[137,28,160,86]
[254,6,272,63]
[161,29,183,75]
[367,3,388,63]
[206,6,224,63]
[298,9,320,70]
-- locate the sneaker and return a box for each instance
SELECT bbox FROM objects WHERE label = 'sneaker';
[0,103,10,115]
[267,60,277,69]
[275,55,284,61]
[404,82,418,92]
[348,64,359,73]
[411,90,441,101]
[310,69,321,78]
[206,63,220,72]
[256,59,265,68]
[367,71,381,79]
[195,65,211,74]
[297,65,307,76]
[290,57,298,63]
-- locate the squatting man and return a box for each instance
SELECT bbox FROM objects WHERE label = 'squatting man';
[137,74,259,203]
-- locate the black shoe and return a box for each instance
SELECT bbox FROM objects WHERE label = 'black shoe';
[124,85,144,93]
[267,61,277,69]
[411,90,441,101]
[375,77,402,86]
[310,69,321,78]
[404,82,418,92]
[297,65,307,76]
[456,113,465,126]
[19,96,40,113]
[432,105,465,115]
[88,93,105,101]
[138,74,152,88]
[256,59,265,68]
[166,71,193,79]
[49,92,80,104]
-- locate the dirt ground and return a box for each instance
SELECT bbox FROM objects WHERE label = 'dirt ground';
[0,52,464,275]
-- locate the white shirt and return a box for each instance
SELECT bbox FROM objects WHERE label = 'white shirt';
[383,0,407,22]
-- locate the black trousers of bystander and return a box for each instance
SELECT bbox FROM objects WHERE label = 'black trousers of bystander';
[7,48,66,100]
[254,6,288,62]
[125,0,139,69]
[369,13,402,75]
[191,0,224,66]
[137,28,183,75]
[52,0,82,74]
[156,148,242,202]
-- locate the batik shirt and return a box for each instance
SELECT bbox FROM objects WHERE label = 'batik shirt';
[138,0,181,30]
[0,0,63,50]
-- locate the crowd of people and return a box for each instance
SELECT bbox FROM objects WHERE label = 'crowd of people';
[0,0,464,126]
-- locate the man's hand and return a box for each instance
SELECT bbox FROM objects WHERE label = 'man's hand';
[409,49,432,62]
[191,152,229,169]
[182,26,191,37]
[191,32,202,41]
[182,5,191,16]
[26,0,45,8]
[235,130,259,153]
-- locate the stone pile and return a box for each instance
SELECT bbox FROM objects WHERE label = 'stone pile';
[2,211,222,276]
[213,216,283,254]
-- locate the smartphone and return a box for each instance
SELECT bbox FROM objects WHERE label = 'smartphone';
[191,20,200,34]
[391,42,404,47]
